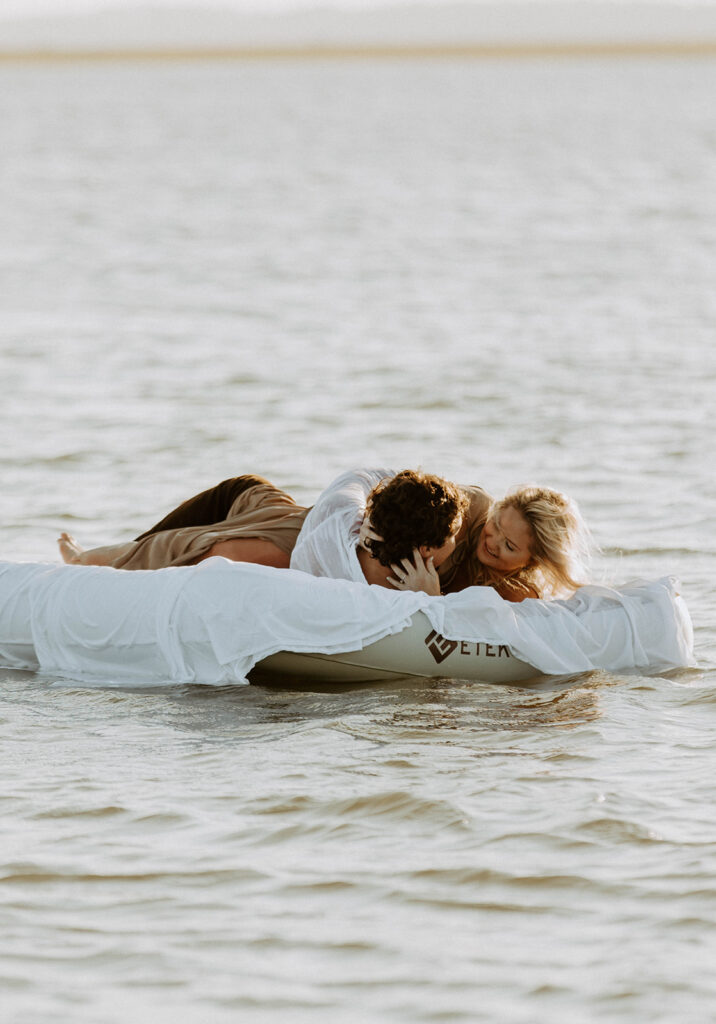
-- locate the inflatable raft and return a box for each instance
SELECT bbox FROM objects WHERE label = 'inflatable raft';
[252,611,535,684]
[0,559,695,688]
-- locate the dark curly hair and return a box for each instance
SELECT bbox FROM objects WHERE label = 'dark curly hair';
[366,470,468,567]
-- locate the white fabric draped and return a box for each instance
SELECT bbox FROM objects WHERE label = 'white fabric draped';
[0,558,695,686]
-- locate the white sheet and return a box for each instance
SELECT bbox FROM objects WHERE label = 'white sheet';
[0,559,695,686]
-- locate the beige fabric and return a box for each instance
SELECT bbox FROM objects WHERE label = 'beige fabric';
[108,482,310,570]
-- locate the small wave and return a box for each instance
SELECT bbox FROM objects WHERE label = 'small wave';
[31,804,128,820]
[675,685,716,707]
[575,816,666,844]
[0,863,269,885]
[328,789,468,826]
[0,452,96,467]
[601,545,707,557]
[252,789,469,834]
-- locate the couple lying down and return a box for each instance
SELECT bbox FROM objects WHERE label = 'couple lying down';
[58,467,591,603]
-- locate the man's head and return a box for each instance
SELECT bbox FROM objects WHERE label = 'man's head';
[365,470,468,568]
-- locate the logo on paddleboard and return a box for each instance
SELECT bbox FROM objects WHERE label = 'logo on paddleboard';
[424,630,459,664]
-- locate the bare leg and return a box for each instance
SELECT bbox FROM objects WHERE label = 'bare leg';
[197,537,291,568]
[57,533,135,567]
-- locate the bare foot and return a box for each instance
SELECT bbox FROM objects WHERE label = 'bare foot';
[58,532,85,564]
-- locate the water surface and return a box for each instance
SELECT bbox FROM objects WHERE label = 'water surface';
[1,56,715,1022]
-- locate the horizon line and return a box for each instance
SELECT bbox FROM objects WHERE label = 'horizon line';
[2,41,716,62]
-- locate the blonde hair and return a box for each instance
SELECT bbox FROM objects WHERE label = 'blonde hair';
[494,485,592,598]
[459,485,591,599]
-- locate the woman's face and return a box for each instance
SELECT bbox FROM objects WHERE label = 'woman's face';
[477,505,533,573]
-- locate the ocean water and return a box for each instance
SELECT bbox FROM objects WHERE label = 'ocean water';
[1,56,715,1023]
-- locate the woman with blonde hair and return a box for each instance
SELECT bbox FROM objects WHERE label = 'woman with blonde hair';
[421,483,591,601]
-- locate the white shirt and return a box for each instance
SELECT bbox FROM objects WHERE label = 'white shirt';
[290,468,396,582]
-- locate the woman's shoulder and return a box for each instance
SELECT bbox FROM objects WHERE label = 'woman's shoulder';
[457,485,492,526]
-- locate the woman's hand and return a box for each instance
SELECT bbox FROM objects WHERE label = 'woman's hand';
[358,515,383,552]
[388,549,441,596]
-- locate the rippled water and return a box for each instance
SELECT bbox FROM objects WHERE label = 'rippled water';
[1,56,715,1022]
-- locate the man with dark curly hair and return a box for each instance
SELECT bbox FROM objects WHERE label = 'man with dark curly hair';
[290,468,469,595]
[364,470,468,573]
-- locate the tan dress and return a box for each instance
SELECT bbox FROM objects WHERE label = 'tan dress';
[107,480,310,570]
